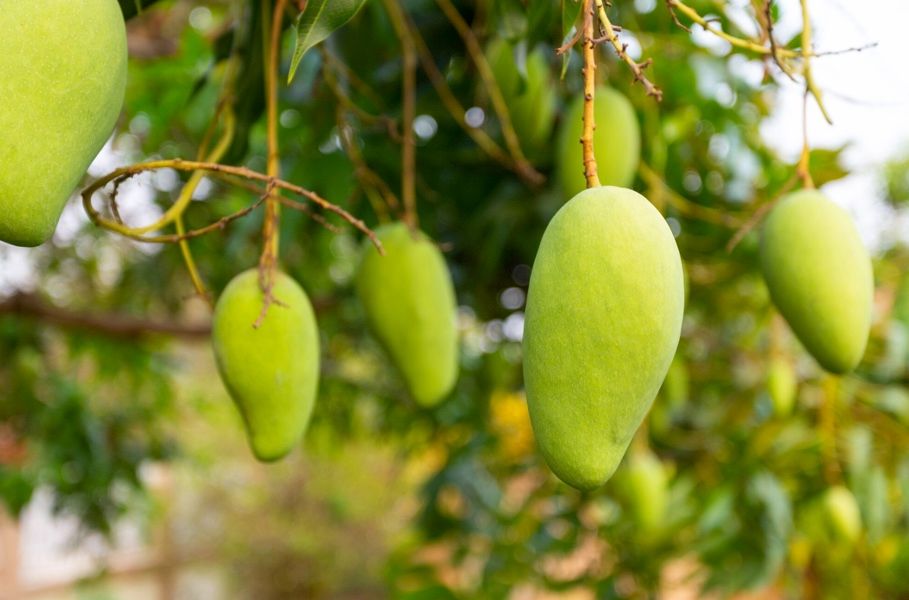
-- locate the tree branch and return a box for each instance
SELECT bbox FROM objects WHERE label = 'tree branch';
[0,293,211,341]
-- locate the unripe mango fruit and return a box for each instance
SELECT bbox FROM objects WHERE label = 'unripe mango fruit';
[767,356,797,417]
[616,451,670,533]
[356,223,459,406]
[212,269,320,462]
[556,86,641,199]
[760,191,873,373]
[486,39,557,158]
[823,485,862,544]
[0,0,127,246]
[523,186,684,490]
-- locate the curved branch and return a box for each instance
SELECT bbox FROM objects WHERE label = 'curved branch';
[81,159,384,253]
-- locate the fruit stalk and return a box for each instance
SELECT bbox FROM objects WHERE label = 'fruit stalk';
[259,0,288,303]
[581,0,601,189]
[382,0,419,228]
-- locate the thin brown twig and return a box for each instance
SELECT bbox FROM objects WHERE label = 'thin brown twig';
[335,112,399,219]
[400,3,544,186]
[762,0,797,82]
[813,42,877,57]
[321,49,386,109]
[665,0,690,32]
[594,0,662,100]
[321,48,402,141]
[556,28,584,55]
[434,0,535,183]
[219,172,344,234]
[380,0,419,228]
[638,163,741,228]
[0,292,211,340]
[725,172,799,253]
[81,159,383,251]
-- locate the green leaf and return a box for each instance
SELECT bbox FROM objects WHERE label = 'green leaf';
[118,0,161,19]
[560,0,582,78]
[808,145,850,186]
[288,0,369,83]
[527,0,556,46]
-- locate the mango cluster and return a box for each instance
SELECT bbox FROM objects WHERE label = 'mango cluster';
[212,221,460,461]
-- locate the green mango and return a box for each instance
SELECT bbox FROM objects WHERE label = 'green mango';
[760,190,873,373]
[486,39,557,159]
[356,223,459,406]
[555,86,641,199]
[617,451,670,533]
[523,186,684,490]
[767,356,797,417]
[212,269,320,462]
[0,0,127,246]
[823,485,862,544]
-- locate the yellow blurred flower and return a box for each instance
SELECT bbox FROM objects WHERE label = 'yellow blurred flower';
[490,390,535,462]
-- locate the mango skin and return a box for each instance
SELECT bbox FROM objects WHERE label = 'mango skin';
[356,223,459,406]
[767,356,797,417]
[523,186,684,490]
[823,485,862,544]
[556,86,641,199]
[0,0,127,246]
[212,269,320,462]
[760,191,873,374]
[486,39,557,158]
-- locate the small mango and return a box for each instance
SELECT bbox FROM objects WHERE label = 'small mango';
[767,356,797,417]
[523,186,684,490]
[760,191,873,373]
[616,451,670,533]
[823,485,862,544]
[555,86,641,199]
[0,0,127,246]
[212,269,320,462]
[486,39,557,158]
[356,223,459,406]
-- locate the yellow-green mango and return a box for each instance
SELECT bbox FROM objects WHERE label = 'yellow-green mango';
[823,485,862,544]
[616,451,670,533]
[0,0,127,246]
[760,191,873,373]
[523,186,684,490]
[356,223,458,406]
[555,86,641,199]
[212,269,320,462]
[767,356,797,417]
[486,39,557,158]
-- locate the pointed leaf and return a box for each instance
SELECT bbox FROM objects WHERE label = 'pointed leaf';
[560,0,582,78]
[288,0,369,83]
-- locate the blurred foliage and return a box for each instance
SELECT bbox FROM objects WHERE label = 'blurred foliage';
[883,148,909,207]
[1,0,907,598]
